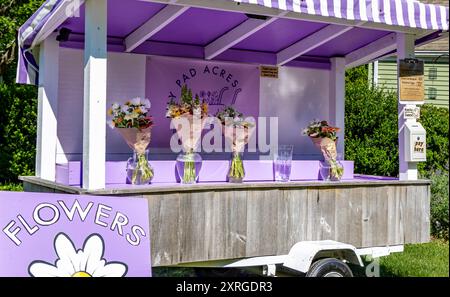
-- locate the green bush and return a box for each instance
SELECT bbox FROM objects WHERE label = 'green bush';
[417,105,449,176]
[430,173,449,241]
[0,183,23,191]
[0,81,37,182]
[345,69,400,176]
[345,66,449,178]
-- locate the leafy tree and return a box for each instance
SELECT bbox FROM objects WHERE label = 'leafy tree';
[0,0,43,182]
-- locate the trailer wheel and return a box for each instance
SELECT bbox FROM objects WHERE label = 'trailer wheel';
[306,258,353,277]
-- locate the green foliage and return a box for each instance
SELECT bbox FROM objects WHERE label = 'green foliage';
[345,66,449,179]
[0,182,23,191]
[345,67,399,176]
[0,82,37,182]
[429,173,449,241]
[417,105,449,176]
[0,0,43,183]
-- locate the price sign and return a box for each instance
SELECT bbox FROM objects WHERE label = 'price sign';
[260,66,279,78]
[399,59,424,103]
[404,105,420,120]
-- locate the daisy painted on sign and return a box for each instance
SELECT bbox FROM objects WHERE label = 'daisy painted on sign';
[28,233,128,277]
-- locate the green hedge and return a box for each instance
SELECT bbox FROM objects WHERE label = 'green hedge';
[0,81,37,182]
[430,173,449,241]
[345,66,449,178]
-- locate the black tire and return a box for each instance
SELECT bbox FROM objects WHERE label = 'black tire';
[306,258,354,277]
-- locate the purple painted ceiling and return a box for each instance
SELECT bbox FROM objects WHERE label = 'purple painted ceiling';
[233,19,327,53]
[305,28,391,57]
[150,7,248,46]
[57,0,404,67]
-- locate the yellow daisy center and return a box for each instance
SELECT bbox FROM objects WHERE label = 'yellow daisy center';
[72,271,92,277]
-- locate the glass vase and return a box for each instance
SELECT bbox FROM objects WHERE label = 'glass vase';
[176,150,202,184]
[126,150,154,185]
[319,160,344,181]
[228,152,245,183]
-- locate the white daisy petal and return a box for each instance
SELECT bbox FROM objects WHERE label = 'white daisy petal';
[77,250,89,272]
[29,262,69,277]
[54,233,78,275]
[83,235,105,274]
[92,263,127,277]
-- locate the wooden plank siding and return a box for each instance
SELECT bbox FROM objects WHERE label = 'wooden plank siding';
[375,58,449,108]
[143,184,430,266]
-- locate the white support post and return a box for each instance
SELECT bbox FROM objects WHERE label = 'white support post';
[329,57,346,159]
[83,0,107,190]
[397,33,417,181]
[36,33,59,181]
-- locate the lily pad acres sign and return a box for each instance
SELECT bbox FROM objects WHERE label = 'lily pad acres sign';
[0,192,151,277]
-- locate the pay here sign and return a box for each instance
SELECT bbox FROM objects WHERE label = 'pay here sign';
[0,191,151,277]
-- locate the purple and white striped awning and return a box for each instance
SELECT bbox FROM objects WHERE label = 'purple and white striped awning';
[235,0,449,30]
[16,0,449,85]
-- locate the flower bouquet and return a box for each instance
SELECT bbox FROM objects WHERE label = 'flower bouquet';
[302,120,344,181]
[108,98,154,185]
[166,85,209,184]
[216,106,255,183]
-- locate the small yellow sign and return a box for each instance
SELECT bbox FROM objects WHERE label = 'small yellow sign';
[260,66,279,78]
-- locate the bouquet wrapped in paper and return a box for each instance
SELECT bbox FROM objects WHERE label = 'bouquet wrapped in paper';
[216,106,255,183]
[303,120,343,180]
[166,85,209,184]
[108,98,154,185]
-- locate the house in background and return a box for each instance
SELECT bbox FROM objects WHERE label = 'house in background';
[369,0,449,108]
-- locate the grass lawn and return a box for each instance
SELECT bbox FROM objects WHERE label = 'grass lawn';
[352,239,449,277]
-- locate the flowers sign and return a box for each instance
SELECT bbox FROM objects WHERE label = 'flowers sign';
[0,191,151,277]
[216,106,255,183]
[108,98,154,185]
[303,120,344,180]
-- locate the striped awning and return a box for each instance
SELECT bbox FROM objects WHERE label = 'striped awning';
[16,0,449,85]
[235,0,449,30]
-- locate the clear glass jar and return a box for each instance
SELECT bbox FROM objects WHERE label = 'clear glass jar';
[126,150,154,185]
[228,152,245,183]
[176,150,202,184]
[319,160,344,181]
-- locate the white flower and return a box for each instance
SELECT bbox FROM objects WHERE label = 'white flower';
[131,97,141,106]
[112,103,120,110]
[28,233,127,277]
[139,106,147,114]
[121,105,129,113]
[143,99,151,109]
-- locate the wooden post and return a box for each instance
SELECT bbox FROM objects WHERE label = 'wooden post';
[329,57,346,158]
[82,0,107,190]
[36,33,59,181]
[396,33,417,181]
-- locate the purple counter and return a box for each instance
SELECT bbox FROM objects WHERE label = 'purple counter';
[56,160,354,186]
